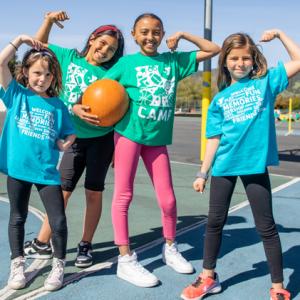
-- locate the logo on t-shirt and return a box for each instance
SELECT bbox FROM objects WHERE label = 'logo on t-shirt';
[217,86,263,123]
[15,103,56,141]
[135,65,175,122]
[64,62,97,113]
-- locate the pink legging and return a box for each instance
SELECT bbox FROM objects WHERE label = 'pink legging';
[112,133,177,245]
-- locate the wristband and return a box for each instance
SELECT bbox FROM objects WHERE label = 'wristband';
[9,42,18,51]
[196,171,209,180]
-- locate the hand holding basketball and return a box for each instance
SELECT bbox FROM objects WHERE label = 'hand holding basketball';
[82,79,129,127]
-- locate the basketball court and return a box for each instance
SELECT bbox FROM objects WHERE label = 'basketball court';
[0,116,299,299]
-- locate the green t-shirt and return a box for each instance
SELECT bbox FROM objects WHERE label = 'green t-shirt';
[104,51,198,146]
[49,44,113,138]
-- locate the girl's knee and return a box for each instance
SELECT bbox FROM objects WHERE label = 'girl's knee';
[160,197,177,216]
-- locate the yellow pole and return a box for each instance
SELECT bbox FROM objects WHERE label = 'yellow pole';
[201,0,213,161]
[201,72,211,160]
[288,97,293,134]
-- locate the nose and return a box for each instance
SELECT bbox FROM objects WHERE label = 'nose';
[101,44,110,56]
[146,32,154,40]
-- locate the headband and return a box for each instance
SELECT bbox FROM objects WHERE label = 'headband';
[93,25,119,35]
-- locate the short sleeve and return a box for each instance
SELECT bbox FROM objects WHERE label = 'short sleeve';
[206,97,223,138]
[48,44,73,66]
[59,102,75,139]
[104,58,125,81]
[0,80,21,109]
[175,51,198,80]
[268,61,288,96]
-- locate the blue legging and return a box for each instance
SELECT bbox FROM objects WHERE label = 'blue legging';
[7,176,67,259]
[203,170,283,283]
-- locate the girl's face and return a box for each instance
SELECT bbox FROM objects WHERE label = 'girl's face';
[24,59,53,97]
[225,46,254,84]
[132,17,164,56]
[87,34,118,66]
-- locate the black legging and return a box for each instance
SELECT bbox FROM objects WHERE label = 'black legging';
[7,176,67,259]
[203,170,283,283]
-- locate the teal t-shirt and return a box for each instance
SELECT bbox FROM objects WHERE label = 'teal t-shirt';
[49,44,113,138]
[0,80,75,185]
[104,51,198,146]
[206,61,288,176]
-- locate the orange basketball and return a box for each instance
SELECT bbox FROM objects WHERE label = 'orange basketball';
[82,79,129,127]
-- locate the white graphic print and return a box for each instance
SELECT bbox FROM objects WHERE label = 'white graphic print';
[15,103,56,141]
[136,65,175,122]
[64,62,97,113]
[217,86,264,123]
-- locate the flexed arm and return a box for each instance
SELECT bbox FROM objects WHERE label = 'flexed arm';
[0,35,43,89]
[166,31,220,62]
[260,29,300,78]
[35,11,69,44]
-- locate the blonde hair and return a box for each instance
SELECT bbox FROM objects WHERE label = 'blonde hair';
[217,33,267,91]
[15,48,62,97]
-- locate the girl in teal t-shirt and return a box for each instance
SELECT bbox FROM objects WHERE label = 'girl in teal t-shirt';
[181,30,300,300]
[0,35,75,291]
[105,13,220,288]
[23,11,125,269]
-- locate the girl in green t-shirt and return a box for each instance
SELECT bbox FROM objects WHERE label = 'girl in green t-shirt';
[23,11,124,269]
[105,13,220,288]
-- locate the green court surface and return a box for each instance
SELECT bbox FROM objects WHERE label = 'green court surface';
[0,161,292,299]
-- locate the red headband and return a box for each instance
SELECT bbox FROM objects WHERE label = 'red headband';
[93,25,118,35]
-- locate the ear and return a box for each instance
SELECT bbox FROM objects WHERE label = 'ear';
[89,34,96,46]
[23,67,29,78]
[131,30,138,44]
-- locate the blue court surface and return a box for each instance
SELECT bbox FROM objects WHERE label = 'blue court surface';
[0,177,299,300]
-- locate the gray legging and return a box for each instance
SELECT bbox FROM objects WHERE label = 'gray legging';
[203,170,283,283]
[7,176,67,259]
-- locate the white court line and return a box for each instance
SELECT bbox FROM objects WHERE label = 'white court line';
[170,160,295,179]
[13,176,300,300]
[0,197,49,300]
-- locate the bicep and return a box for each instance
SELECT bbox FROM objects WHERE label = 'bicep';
[284,60,300,78]
[0,65,13,90]
[195,50,217,63]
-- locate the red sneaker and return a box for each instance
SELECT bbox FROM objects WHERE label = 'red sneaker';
[270,288,291,300]
[181,273,222,300]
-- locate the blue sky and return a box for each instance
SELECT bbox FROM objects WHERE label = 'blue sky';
[0,0,299,69]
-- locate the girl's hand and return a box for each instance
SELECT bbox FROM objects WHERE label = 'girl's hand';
[260,29,282,42]
[166,32,183,51]
[193,178,206,193]
[56,134,76,151]
[45,11,69,28]
[18,35,44,50]
[73,104,100,126]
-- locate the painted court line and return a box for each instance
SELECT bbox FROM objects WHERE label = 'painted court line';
[11,176,299,300]
[0,197,49,300]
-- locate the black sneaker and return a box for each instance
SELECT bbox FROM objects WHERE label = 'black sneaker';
[24,238,53,259]
[75,241,93,268]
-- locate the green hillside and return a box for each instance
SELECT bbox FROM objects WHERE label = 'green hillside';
[176,69,300,111]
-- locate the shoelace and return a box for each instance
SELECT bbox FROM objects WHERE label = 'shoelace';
[48,260,64,281]
[78,245,91,255]
[11,259,25,277]
[192,276,204,288]
[167,246,187,263]
[274,293,287,300]
[130,259,149,274]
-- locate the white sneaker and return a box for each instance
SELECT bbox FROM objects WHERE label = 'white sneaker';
[7,256,26,289]
[44,258,65,291]
[162,243,194,274]
[117,252,159,287]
